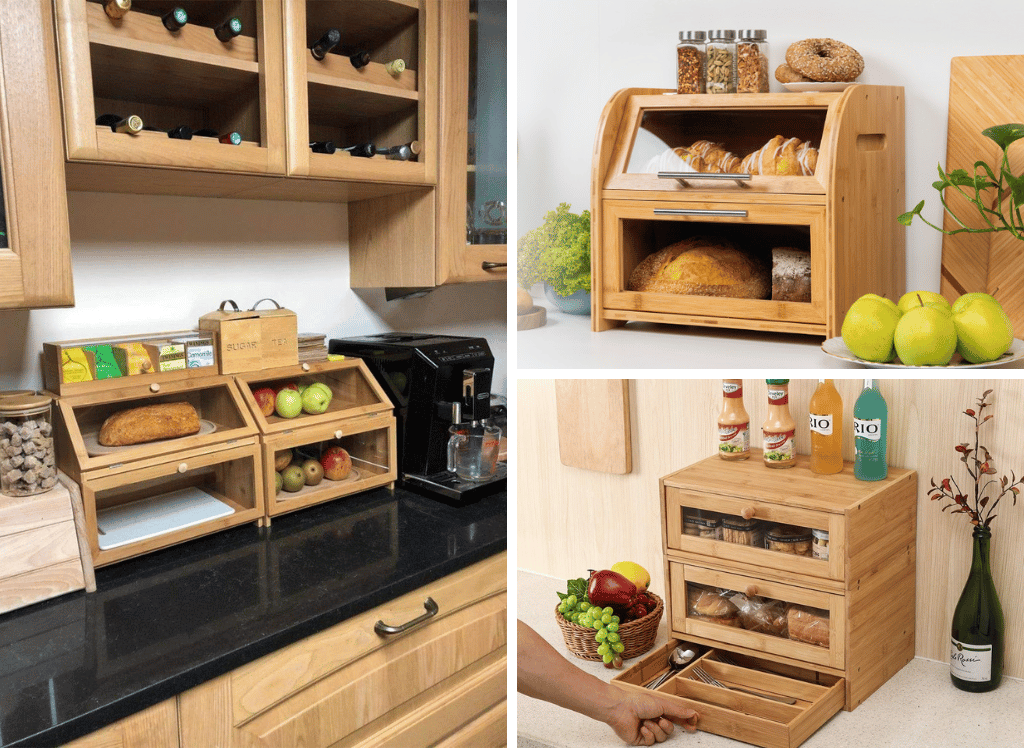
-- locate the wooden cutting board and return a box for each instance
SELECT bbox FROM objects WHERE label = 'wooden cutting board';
[941,56,1024,331]
[555,380,632,474]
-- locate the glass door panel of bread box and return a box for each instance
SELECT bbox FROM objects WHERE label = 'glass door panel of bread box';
[286,0,435,184]
[603,92,834,196]
[56,0,286,174]
[600,200,827,335]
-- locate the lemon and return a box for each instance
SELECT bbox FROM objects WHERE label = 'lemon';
[611,561,650,591]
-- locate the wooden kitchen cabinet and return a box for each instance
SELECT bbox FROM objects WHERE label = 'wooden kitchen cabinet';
[62,698,179,748]
[0,0,73,310]
[177,551,507,747]
[613,452,917,748]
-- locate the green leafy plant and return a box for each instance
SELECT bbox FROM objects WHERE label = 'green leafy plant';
[517,203,591,297]
[929,390,1024,528]
[899,123,1024,240]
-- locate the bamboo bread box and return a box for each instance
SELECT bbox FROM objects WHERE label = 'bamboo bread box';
[612,451,917,748]
[590,87,906,337]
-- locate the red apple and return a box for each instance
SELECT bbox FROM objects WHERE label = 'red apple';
[252,387,276,417]
[274,382,299,395]
[321,447,352,481]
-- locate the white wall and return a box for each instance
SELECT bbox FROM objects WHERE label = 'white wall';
[0,191,506,394]
[516,0,1024,291]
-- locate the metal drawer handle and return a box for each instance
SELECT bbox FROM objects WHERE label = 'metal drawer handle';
[481,262,507,270]
[658,171,752,187]
[653,208,748,218]
[374,597,439,636]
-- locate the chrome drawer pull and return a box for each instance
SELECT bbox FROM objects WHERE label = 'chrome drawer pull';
[374,597,440,636]
[481,262,507,270]
[657,171,752,187]
[653,208,748,218]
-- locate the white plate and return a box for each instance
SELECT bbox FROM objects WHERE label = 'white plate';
[83,419,217,456]
[821,338,1024,369]
[782,81,857,93]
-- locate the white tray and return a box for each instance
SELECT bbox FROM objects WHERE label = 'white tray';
[96,487,234,550]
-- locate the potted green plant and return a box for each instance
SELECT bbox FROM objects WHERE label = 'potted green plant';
[517,203,591,315]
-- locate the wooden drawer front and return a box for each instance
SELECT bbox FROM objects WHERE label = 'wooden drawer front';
[63,698,178,748]
[671,563,845,670]
[241,592,506,747]
[665,487,845,583]
[613,639,845,748]
[232,551,507,722]
[0,490,73,536]
[0,521,80,582]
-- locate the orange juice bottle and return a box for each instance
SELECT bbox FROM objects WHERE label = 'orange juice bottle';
[809,378,843,474]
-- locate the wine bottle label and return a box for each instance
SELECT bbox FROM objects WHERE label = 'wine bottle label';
[809,413,833,436]
[718,422,749,453]
[854,418,882,442]
[763,429,795,462]
[950,637,993,682]
[723,382,743,398]
[767,388,788,404]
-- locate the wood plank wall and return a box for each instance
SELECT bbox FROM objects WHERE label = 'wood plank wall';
[517,378,1024,676]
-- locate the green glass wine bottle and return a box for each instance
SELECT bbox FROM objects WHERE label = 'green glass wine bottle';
[853,378,887,481]
[950,525,1004,691]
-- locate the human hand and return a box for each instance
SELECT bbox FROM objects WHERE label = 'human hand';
[603,688,699,745]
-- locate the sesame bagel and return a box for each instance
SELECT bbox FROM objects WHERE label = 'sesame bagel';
[786,38,863,82]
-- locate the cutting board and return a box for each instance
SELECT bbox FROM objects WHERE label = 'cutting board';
[555,380,632,474]
[941,56,1024,331]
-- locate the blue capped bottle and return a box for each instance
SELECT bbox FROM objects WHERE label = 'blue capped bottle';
[853,379,887,481]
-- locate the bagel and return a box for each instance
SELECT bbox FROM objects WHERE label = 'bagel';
[785,38,863,82]
[774,63,814,84]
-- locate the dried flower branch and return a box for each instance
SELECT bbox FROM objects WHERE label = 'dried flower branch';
[929,390,1024,527]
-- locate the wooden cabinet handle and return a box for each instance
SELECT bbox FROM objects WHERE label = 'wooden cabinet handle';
[374,597,439,636]
[745,585,759,597]
[150,383,161,393]
[301,363,310,371]
[177,463,188,474]
[334,429,344,439]
[741,506,756,520]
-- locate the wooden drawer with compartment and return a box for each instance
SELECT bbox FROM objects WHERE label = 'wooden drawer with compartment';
[612,451,917,747]
[53,375,264,567]
[233,359,397,518]
[591,86,905,337]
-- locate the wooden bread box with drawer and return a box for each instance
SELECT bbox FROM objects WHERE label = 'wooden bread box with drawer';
[612,451,917,748]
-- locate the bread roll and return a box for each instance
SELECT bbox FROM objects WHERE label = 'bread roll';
[787,605,830,647]
[627,238,770,300]
[98,402,202,447]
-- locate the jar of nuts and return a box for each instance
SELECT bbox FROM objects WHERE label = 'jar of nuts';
[737,30,770,93]
[1,395,58,497]
[676,31,706,94]
[705,30,737,94]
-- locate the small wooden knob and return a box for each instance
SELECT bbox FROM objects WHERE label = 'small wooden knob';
[301,363,310,372]
[741,506,756,520]
[150,383,161,393]
[745,585,759,597]
[177,463,188,474]
[334,429,344,439]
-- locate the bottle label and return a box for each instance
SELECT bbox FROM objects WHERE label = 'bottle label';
[763,429,795,463]
[950,637,993,682]
[854,418,882,442]
[719,422,749,454]
[767,388,788,405]
[809,413,833,436]
[723,382,743,398]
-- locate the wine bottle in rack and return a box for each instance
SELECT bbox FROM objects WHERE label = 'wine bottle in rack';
[341,143,376,158]
[310,141,337,154]
[349,51,371,69]
[214,17,242,42]
[384,59,406,76]
[193,128,218,137]
[162,7,188,32]
[97,113,143,134]
[104,0,131,20]
[380,141,421,161]
[219,132,242,145]
[310,29,341,60]
[167,125,193,140]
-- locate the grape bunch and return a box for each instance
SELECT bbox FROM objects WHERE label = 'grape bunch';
[557,594,625,669]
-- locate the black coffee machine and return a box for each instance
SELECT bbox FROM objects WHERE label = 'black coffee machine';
[328,333,506,503]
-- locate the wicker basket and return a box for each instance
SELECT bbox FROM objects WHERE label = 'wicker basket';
[555,592,663,662]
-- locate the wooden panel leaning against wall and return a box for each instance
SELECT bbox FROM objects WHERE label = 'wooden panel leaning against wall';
[517,378,1024,678]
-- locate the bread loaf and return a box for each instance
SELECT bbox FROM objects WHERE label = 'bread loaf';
[771,247,812,302]
[98,402,202,447]
[627,238,770,300]
[787,605,830,647]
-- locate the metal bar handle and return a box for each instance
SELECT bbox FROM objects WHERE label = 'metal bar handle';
[481,262,507,270]
[374,597,440,636]
[653,208,748,218]
[658,171,752,187]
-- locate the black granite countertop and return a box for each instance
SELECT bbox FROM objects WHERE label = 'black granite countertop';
[0,487,506,747]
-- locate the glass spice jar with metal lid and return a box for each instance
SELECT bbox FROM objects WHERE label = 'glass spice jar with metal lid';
[765,524,813,557]
[705,30,737,94]
[0,394,58,497]
[737,29,770,93]
[721,515,765,547]
[676,31,706,94]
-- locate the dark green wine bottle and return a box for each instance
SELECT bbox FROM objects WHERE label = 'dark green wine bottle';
[950,525,1004,692]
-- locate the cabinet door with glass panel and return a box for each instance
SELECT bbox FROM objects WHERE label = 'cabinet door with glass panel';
[0,0,73,310]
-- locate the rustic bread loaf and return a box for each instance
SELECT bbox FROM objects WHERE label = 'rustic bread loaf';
[98,402,202,447]
[771,247,812,302]
[627,238,770,300]
[787,604,830,647]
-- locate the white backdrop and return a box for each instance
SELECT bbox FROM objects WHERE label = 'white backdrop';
[516,0,1024,293]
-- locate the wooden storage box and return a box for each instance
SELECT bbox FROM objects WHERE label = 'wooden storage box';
[234,359,397,518]
[53,375,264,566]
[611,451,917,747]
[199,301,298,374]
[591,87,905,337]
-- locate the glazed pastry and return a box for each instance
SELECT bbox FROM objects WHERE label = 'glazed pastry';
[741,136,819,176]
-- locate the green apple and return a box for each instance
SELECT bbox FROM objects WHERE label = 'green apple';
[952,293,1014,363]
[275,389,303,418]
[841,295,901,362]
[281,465,306,492]
[898,290,951,315]
[864,294,902,318]
[275,471,283,495]
[893,306,957,365]
[301,387,330,415]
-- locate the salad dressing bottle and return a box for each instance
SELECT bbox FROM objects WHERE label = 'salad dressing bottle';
[762,379,796,468]
[717,379,750,460]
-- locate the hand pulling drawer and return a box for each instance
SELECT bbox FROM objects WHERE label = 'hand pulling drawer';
[653,208,749,218]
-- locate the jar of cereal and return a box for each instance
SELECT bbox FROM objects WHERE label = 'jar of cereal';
[706,30,737,94]
[1,395,57,497]
[737,30,770,93]
[676,31,706,94]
